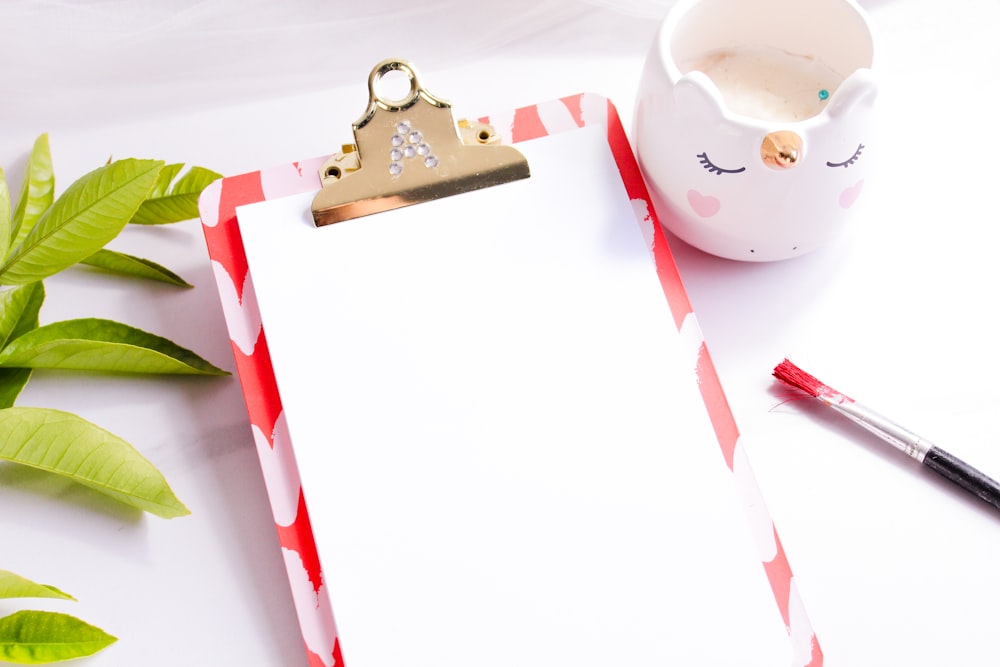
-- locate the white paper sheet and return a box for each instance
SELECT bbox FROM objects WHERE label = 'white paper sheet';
[237,124,791,666]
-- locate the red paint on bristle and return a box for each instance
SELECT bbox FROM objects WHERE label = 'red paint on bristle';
[773,358,850,402]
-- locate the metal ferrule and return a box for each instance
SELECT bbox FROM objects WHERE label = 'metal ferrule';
[827,400,933,462]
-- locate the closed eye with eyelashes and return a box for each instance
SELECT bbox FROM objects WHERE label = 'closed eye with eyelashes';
[697,152,746,175]
[826,143,864,168]
[697,144,864,172]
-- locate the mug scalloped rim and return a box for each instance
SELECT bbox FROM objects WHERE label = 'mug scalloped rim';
[658,0,875,128]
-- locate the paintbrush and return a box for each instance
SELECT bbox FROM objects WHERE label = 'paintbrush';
[772,358,1000,512]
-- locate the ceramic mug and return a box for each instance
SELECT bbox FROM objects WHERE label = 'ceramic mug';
[634,0,876,262]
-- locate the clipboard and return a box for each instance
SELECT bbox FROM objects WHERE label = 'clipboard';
[198,60,821,667]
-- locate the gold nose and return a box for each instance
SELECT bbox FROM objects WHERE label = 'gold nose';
[761,131,803,169]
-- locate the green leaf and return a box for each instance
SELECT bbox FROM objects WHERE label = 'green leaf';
[0,369,32,409]
[0,283,44,408]
[0,407,191,518]
[147,163,183,199]
[0,318,228,376]
[9,134,55,255]
[0,168,10,261]
[130,165,222,225]
[0,610,116,663]
[0,571,74,602]
[0,159,163,286]
[1,283,45,349]
[80,249,191,287]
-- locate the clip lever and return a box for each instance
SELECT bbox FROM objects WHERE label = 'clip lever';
[311,59,531,227]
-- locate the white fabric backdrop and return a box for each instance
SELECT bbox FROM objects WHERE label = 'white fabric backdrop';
[2,0,671,127]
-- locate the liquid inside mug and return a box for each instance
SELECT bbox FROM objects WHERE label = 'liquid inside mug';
[634,0,876,262]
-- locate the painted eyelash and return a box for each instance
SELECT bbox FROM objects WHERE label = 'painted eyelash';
[697,152,746,175]
[826,144,865,168]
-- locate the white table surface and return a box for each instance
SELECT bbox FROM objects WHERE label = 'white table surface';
[2,1,999,665]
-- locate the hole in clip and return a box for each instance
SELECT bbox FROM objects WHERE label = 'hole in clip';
[374,66,417,107]
[477,129,491,143]
[325,166,342,179]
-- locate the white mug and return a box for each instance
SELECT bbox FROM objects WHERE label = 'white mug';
[634,0,877,262]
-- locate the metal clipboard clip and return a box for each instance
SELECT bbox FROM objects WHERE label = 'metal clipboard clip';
[311,59,531,227]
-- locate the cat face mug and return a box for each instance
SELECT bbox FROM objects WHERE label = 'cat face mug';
[634,0,876,262]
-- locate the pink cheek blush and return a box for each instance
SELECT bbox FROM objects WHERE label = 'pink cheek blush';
[839,179,864,209]
[687,189,721,217]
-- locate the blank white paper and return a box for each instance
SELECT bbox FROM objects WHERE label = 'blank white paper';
[237,124,792,666]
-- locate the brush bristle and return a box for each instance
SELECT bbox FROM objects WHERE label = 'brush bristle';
[772,358,835,398]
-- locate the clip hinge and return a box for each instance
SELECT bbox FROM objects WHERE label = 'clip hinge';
[311,59,530,227]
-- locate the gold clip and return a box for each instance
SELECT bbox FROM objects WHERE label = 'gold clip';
[311,59,531,227]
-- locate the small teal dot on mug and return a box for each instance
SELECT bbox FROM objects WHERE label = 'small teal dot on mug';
[818,89,830,101]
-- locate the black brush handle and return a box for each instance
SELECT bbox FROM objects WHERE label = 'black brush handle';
[923,446,1000,511]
